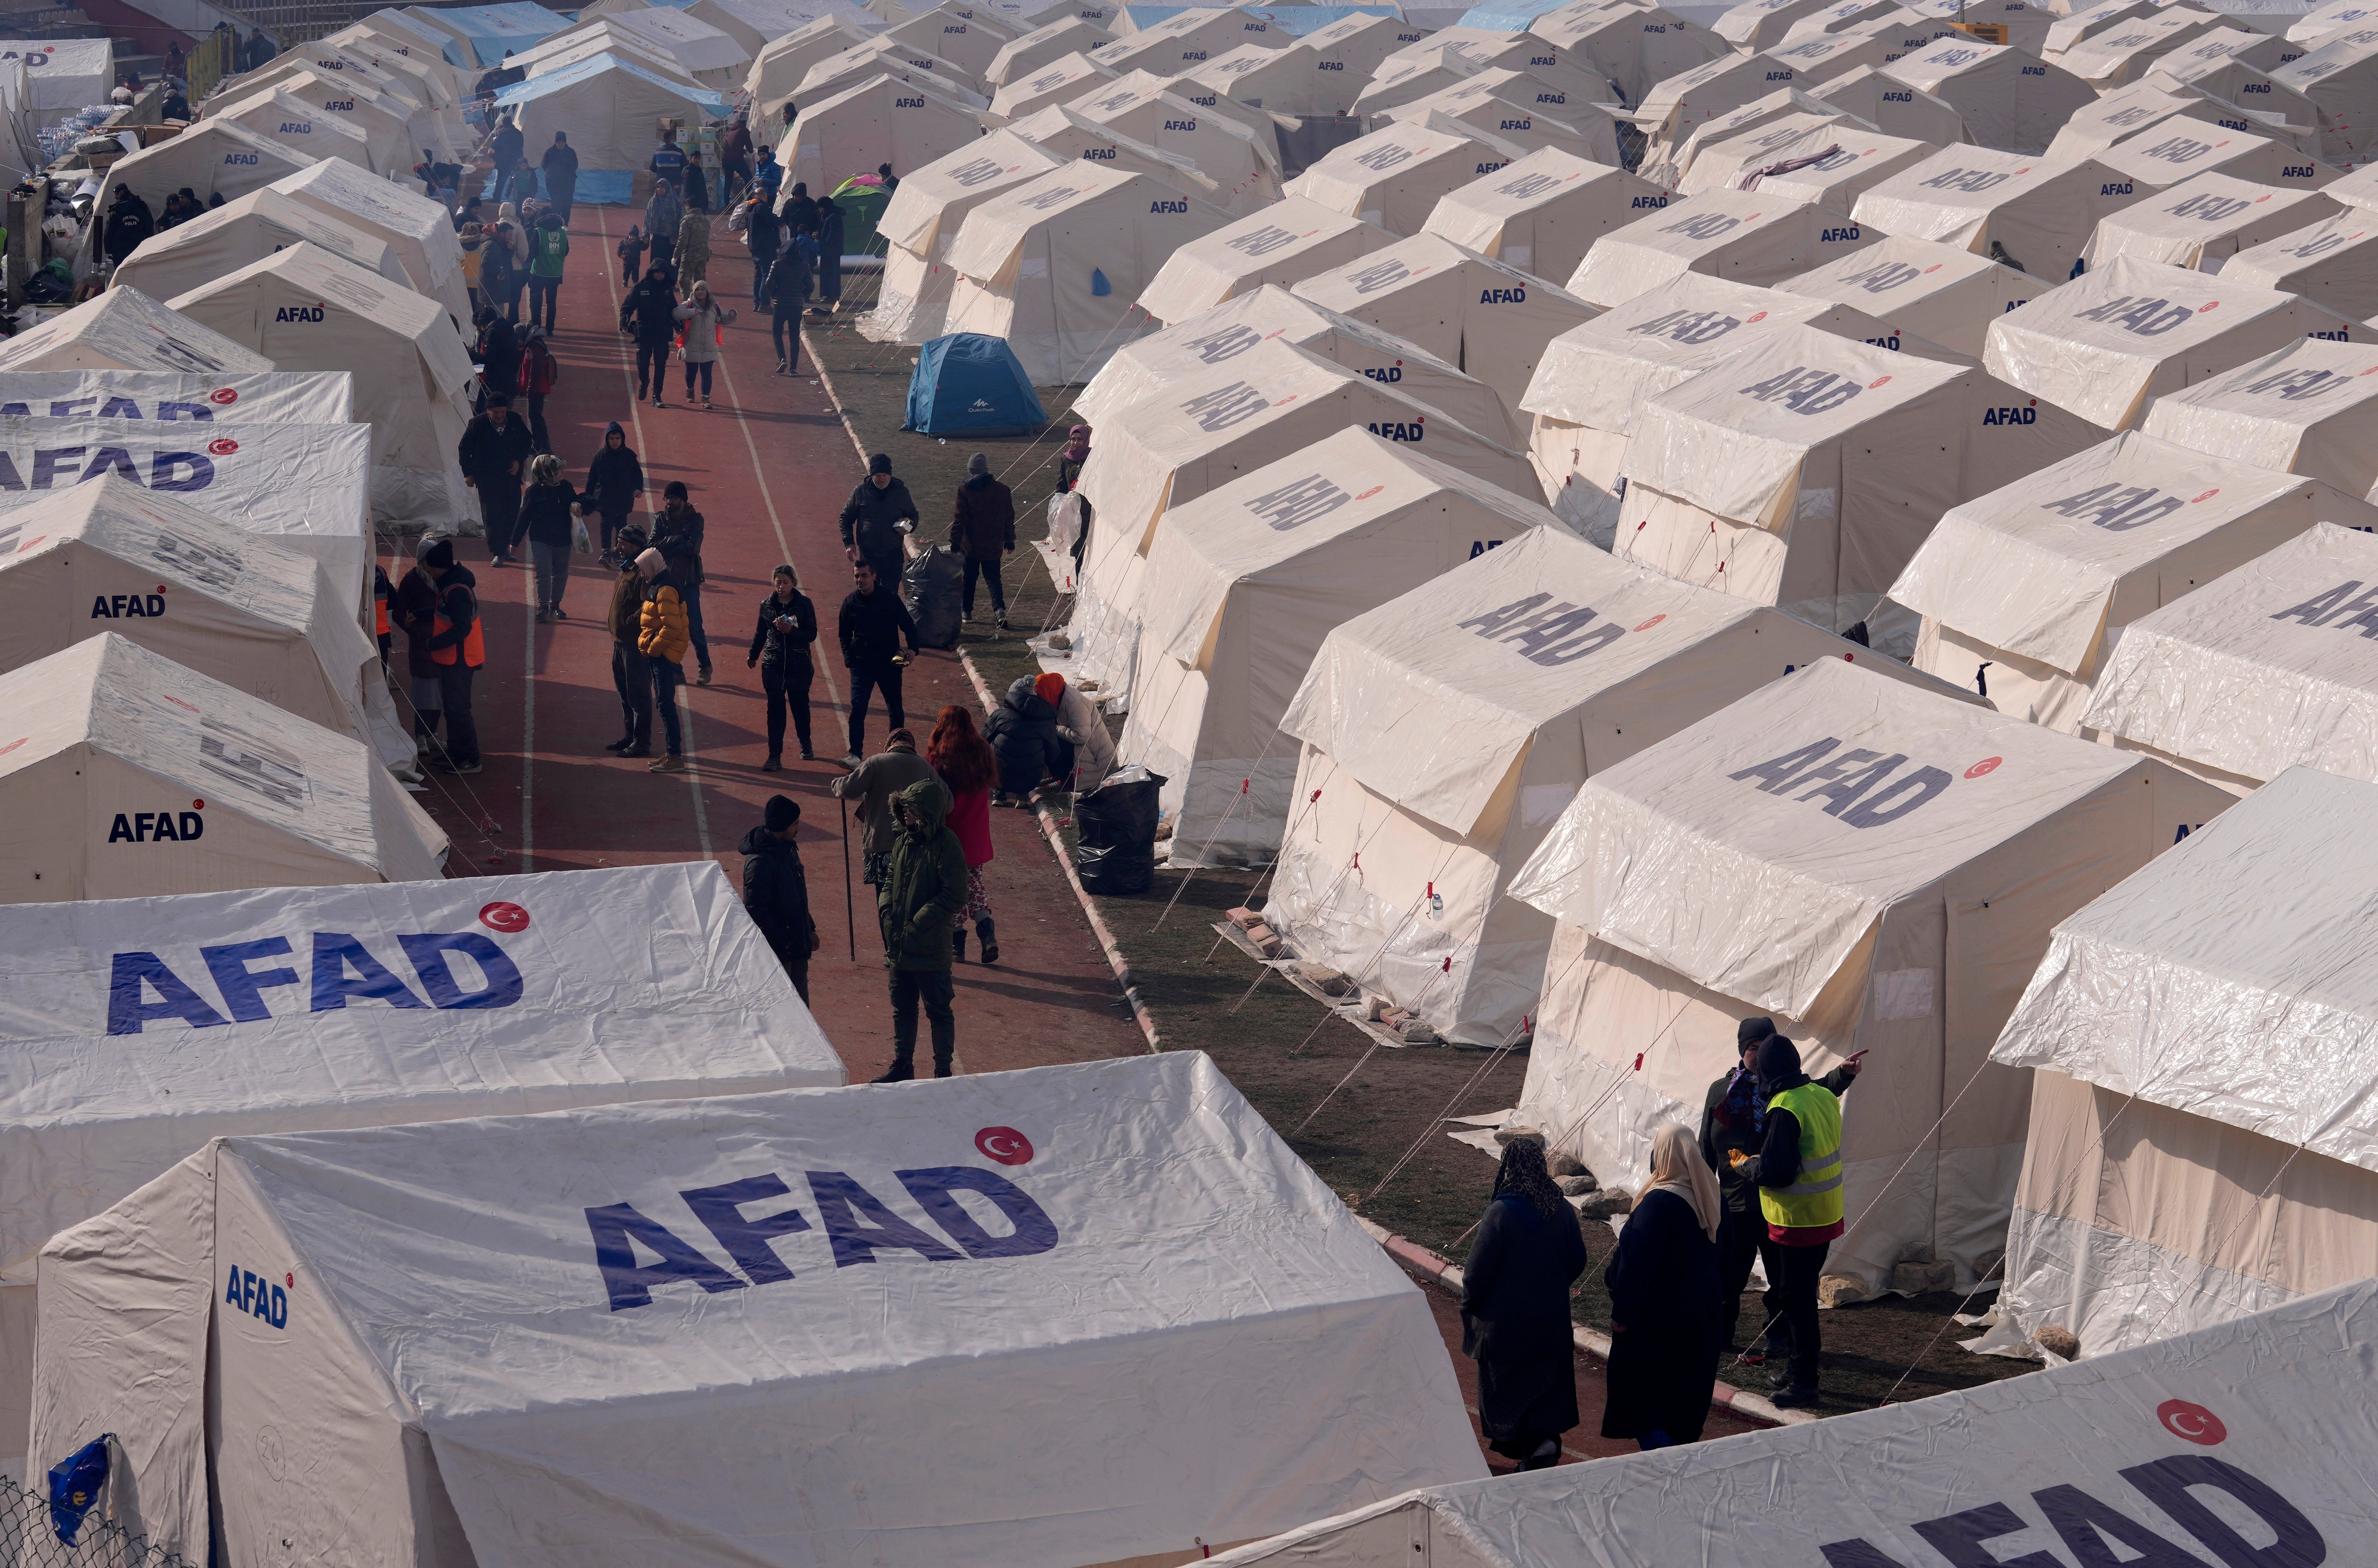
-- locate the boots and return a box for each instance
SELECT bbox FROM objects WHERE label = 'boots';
[977,917,999,964]
[870,1059,914,1084]
[952,926,967,962]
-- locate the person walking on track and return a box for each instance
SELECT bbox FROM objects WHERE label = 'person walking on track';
[671,280,736,410]
[540,131,577,223]
[457,393,532,566]
[584,421,644,561]
[635,546,691,773]
[420,538,486,775]
[740,794,817,1003]
[811,194,845,314]
[396,537,445,758]
[526,208,567,332]
[621,264,679,407]
[871,778,969,1082]
[765,228,812,374]
[837,557,921,767]
[748,563,817,769]
[927,704,1000,963]
[520,325,558,452]
[737,188,782,308]
[651,481,712,683]
[840,452,917,587]
[675,200,711,292]
[519,452,583,623]
[830,727,940,892]
[605,524,653,758]
[646,176,684,273]
[950,452,1015,629]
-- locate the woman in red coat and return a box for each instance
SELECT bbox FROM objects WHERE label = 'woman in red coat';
[927,704,1001,963]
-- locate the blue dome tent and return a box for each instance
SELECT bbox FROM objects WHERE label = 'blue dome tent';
[903,334,1048,437]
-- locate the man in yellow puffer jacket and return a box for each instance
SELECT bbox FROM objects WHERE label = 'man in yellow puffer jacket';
[636,547,692,773]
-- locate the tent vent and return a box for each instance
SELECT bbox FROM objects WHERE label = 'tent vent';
[1091,268,1112,296]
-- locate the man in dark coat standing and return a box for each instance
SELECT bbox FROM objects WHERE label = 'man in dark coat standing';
[490,111,525,204]
[950,452,1016,629]
[740,794,816,1003]
[742,190,782,308]
[873,778,969,1082]
[836,557,920,767]
[619,264,679,405]
[1462,1137,1587,1470]
[457,395,533,566]
[101,184,154,267]
[839,453,918,587]
[539,132,578,223]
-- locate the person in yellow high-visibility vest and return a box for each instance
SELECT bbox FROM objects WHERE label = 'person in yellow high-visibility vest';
[1728,1035,1854,1408]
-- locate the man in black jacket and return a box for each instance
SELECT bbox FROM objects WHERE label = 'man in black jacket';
[740,794,816,1002]
[837,558,920,767]
[651,480,711,683]
[457,396,533,566]
[101,184,154,268]
[539,131,578,223]
[840,453,917,588]
[1726,1033,1859,1408]
[583,421,643,562]
[764,232,812,373]
[743,191,783,309]
[490,109,525,203]
[619,264,679,405]
[950,452,1016,628]
[420,539,485,774]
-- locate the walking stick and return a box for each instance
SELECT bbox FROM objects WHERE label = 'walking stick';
[840,795,858,960]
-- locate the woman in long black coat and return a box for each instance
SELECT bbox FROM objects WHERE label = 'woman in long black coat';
[1461,1137,1588,1471]
[1602,1121,1726,1449]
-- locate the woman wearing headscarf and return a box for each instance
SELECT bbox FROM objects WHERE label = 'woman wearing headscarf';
[518,452,584,623]
[1461,1137,1588,1472]
[1056,424,1093,580]
[1602,1123,1726,1449]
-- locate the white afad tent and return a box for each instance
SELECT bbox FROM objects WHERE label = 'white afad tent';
[1882,36,2096,154]
[111,190,412,307]
[1135,198,1394,326]
[2140,336,2378,501]
[209,89,389,175]
[2083,522,2378,791]
[1120,428,1559,867]
[1853,145,2147,285]
[29,1053,1485,1568]
[0,633,446,904]
[0,369,353,424]
[1564,189,1878,311]
[1989,767,2378,1361]
[1421,148,1673,293]
[0,288,273,379]
[1282,117,1528,239]
[273,159,478,334]
[2079,170,2344,271]
[0,478,415,769]
[1889,431,2371,731]
[1503,656,2233,1293]
[782,71,983,206]
[1983,255,2370,432]
[1265,533,1941,1048]
[2221,210,2378,321]
[1203,1278,2378,1568]
[78,123,319,252]
[1609,323,2107,641]
[168,243,476,530]
[1781,233,2052,357]
[0,859,843,1469]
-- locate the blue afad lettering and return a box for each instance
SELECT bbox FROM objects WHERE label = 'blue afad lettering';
[1820,1456,2324,1568]
[0,447,215,494]
[1737,365,1862,416]
[108,810,206,843]
[1981,405,2038,425]
[585,1165,1060,1310]
[1468,539,1503,558]
[1149,199,1188,213]
[2270,576,2378,636]
[1479,286,1525,304]
[91,593,168,618]
[223,1264,290,1329]
[105,930,525,1033]
[223,152,259,165]
[1820,225,1860,242]
[274,305,326,323]
[1366,420,1425,441]
[2072,294,2191,336]
[1726,736,1953,828]
[2038,480,2177,529]
[1629,194,1669,208]
[1456,592,1625,665]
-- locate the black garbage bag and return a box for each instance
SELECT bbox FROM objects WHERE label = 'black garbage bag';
[1075,763,1165,896]
[901,543,963,650]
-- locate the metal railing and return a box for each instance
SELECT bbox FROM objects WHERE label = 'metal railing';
[0,1474,199,1568]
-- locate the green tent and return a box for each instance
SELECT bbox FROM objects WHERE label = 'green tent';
[829,174,893,259]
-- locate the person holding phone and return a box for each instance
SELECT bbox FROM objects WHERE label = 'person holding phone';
[748,564,817,769]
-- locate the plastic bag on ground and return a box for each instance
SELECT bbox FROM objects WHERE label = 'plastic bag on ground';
[1075,763,1165,896]
[901,543,963,650]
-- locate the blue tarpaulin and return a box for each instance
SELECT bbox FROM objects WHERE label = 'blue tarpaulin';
[904,334,1047,436]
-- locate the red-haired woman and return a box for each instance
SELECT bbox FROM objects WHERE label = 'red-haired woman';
[928,704,1000,963]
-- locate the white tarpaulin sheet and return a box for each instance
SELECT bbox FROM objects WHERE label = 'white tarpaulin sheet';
[1120,427,1557,866]
[2087,125,2338,196]
[0,476,411,768]
[272,159,478,334]
[1503,656,2232,1290]
[30,1053,1485,1568]
[1376,71,1623,169]
[2083,521,2378,788]
[167,243,476,530]
[2080,170,2344,270]
[1852,145,2147,285]
[0,289,272,380]
[2139,335,2378,500]
[110,190,412,307]
[1806,63,1970,148]
[0,370,354,426]
[1530,0,1730,108]
[1074,286,1514,444]
[1890,430,2371,729]
[0,417,373,604]
[1781,232,2050,356]
[1982,254,2370,431]
[1202,1277,2378,1568]
[0,39,108,129]
[1565,188,1879,310]
[2222,208,2378,320]
[1283,117,1529,238]
[2271,23,2378,164]
[1883,36,2096,154]
[1421,148,1674,294]
[1137,198,1395,325]
[1267,530,1941,1044]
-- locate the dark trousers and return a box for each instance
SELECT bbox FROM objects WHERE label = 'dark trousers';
[681,582,710,668]
[526,392,549,453]
[650,234,675,271]
[438,663,480,765]
[767,934,810,1004]
[762,658,812,757]
[751,250,776,307]
[1717,1207,1762,1349]
[962,555,1005,617]
[683,358,714,397]
[598,510,631,556]
[651,657,683,755]
[1764,1237,1830,1390]
[636,339,669,398]
[846,660,903,755]
[612,643,652,747]
[889,967,955,1072]
[772,304,801,368]
[477,478,523,558]
[526,276,558,331]
[549,178,574,224]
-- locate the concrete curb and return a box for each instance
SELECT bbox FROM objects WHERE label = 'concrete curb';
[954,649,1163,1056]
[1352,1217,1816,1430]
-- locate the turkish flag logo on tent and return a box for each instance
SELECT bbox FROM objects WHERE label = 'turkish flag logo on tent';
[2158,1399,2226,1445]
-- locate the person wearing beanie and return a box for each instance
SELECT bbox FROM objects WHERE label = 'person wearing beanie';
[872,777,968,1082]
[841,452,918,588]
[457,393,533,566]
[739,794,817,1002]
[950,451,1016,630]
[604,524,654,757]
[584,422,645,563]
[396,535,448,757]
[831,725,943,891]
[635,546,692,772]
[984,669,1074,804]
[420,536,485,774]
[836,556,921,766]
[1726,1033,1860,1408]
[651,480,711,682]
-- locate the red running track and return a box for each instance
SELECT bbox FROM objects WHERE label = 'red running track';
[400,201,1145,1079]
